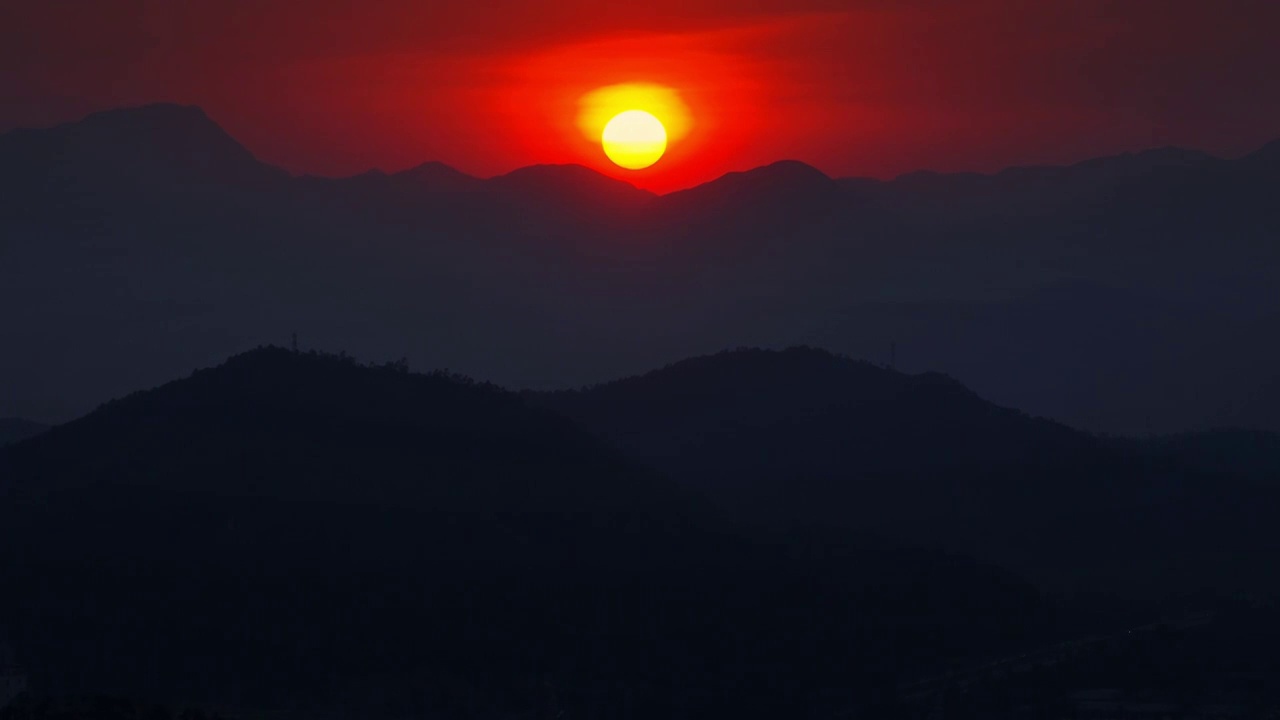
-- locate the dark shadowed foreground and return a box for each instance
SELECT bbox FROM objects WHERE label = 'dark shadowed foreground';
[1,349,1051,720]
[534,348,1280,597]
[3,348,1280,717]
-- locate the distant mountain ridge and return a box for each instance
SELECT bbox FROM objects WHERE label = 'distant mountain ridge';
[3,103,1279,435]
[391,161,486,192]
[4,102,1274,220]
[8,103,1273,196]
[0,104,283,191]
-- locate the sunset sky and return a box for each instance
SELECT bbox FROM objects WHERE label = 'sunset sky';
[4,0,1279,192]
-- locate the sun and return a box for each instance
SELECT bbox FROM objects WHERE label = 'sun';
[576,83,690,171]
[601,110,667,170]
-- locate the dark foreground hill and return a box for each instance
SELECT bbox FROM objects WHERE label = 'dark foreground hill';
[533,348,1280,596]
[0,418,47,447]
[0,348,674,513]
[1117,428,1280,482]
[0,349,1047,720]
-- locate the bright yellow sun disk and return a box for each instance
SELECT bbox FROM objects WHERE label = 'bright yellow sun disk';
[602,110,667,169]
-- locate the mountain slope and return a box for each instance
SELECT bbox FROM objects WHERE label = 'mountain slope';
[658,160,838,210]
[393,161,485,192]
[533,348,1280,594]
[0,418,47,447]
[535,347,1118,518]
[648,160,846,246]
[0,349,1047,719]
[485,163,656,217]
[0,347,675,513]
[0,104,282,195]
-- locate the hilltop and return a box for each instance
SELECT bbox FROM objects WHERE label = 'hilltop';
[0,348,1045,720]
[533,347,1280,595]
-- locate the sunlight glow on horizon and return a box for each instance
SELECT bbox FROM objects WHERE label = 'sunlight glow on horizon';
[576,83,691,144]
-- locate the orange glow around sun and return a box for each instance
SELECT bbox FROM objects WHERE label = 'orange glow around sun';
[497,32,763,191]
[577,83,690,170]
[576,83,692,147]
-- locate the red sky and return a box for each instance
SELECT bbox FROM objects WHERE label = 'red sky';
[3,0,1279,192]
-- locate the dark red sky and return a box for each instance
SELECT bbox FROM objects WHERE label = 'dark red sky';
[3,0,1279,192]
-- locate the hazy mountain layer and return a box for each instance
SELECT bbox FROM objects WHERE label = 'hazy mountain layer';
[3,104,1279,434]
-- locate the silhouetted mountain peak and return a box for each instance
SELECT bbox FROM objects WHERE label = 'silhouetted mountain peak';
[1240,137,1280,170]
[392,160,484,191]
[562,346,982,412]
[749,159,832,182]
[0,102,282,187]
[653,161,840,227]
[689,160,834,197]
[87,346,516,427]
[486,163,655,210]
[80,102,213,128]
[1,347,673,513]
[79,104,228,146]
[533,346,1143,569]
[489,163,644,188]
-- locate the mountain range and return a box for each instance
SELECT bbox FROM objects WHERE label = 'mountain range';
[3,346,1279,717]
[0,348,1050,720]
[2,104,1279,434]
